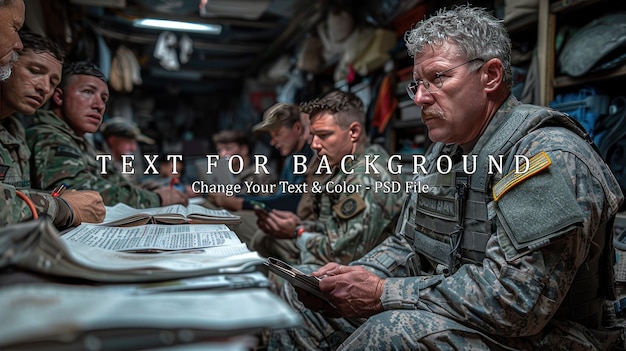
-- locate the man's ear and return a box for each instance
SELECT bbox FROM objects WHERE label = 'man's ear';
[348,122,362,142]
[293,120,304,135]
[52,88,63,105]
[483,58,504,92]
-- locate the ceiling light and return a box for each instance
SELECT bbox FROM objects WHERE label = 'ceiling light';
[133,19,222,34]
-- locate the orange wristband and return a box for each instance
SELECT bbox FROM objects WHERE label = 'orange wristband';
[294,226,306,239]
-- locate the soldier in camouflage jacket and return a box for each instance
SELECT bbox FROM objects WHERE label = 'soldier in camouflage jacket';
[253,90,405,266]
[26,61,187,208]
[1,31,104,227]
[267,7,624,351]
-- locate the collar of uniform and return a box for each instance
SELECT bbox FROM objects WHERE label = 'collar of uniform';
[342,141,369,172]
[467,93,521,155]
[33,110,90,146]
[0,115,25,147]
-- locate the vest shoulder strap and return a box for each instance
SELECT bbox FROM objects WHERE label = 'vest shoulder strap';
[471,104,595,191]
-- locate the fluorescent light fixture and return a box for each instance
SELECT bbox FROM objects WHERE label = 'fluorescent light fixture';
[134,19,222,34]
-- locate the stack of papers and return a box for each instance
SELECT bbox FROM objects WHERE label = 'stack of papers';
[0,285,301,351]
[63,223,242,252]
[1,218,265,283]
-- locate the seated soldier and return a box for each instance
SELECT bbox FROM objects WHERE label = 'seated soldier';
[0,31,104,227]
[208,103,314,212]
[209,129,277,194]
[99,116,155,184]
[26,61,187,209]
[252,91,405,266]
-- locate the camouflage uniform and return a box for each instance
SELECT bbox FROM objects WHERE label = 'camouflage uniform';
[26,110,160,208]
[0,115,71,227]
[255,143,404,266]
[295,155,322,221]
[269,95,625,350]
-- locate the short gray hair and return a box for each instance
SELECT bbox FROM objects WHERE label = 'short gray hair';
[405,5,513,89]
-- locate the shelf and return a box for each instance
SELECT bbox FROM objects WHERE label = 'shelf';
[554,64,626,88]
[506,14,538,34]
[551,0,609,14]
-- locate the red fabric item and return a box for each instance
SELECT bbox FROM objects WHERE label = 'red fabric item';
[346,64,356,84]
[372,73,397,133]
[393,3,429,37]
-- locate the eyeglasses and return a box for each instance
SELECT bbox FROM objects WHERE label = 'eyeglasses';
[406,58,485,99]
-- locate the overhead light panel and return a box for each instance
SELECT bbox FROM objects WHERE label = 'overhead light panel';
[133,19,222,34]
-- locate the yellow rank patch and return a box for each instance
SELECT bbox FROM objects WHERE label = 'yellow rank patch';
[333,193,366,219]
[492,151,552,201]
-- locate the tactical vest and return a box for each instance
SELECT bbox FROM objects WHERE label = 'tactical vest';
[403,104,615,328]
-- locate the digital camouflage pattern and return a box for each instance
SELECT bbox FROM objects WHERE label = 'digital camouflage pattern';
[268,96,625,350]
[255,143,404,266]
[26,110,160,208]
[0,115,69,227]
[295,155,322,221]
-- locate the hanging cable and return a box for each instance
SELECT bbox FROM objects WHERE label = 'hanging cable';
[15,190,38,219]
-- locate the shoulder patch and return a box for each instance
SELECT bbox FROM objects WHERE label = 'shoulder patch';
[492,151,552,201]
[333,193,366,219]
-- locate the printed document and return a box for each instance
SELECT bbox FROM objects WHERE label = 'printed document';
[62,223,241,251]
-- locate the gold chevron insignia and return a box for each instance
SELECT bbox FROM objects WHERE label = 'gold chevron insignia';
[492,151,552,201]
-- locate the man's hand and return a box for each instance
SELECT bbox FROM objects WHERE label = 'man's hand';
[207,193,242,211]
[305,263,385,319]
[256,209,301,238]
[61,190,106,225]
[184,184,201,198]
[155,187,189,206]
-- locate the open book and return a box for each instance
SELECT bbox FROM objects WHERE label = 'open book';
[100,203,241,226]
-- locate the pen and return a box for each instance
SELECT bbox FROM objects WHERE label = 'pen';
[51,184,67,197]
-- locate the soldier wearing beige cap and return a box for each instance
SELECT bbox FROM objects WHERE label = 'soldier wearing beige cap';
[208,102,314,214]
[100,117,155,177]
[206,103,315,247]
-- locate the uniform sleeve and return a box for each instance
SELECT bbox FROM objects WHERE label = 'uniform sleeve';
[0,184,71,228]
[27,128,160,208]
[379,129,623,336]
[297,171,404,266]
[0,183,40,225]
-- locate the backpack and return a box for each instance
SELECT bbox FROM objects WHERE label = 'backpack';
[549,87,610,145]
